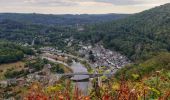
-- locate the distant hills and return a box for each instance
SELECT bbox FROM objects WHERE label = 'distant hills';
[0,13,129,25]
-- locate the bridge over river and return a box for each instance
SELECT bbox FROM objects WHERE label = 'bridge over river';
[57,72,112,76]
[57,72,113,81]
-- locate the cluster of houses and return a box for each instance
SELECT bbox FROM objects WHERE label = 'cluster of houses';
[40,47,62,53]
[79,44,130,70]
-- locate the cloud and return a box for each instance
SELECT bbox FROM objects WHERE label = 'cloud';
[0,0,169,14]
[77,0,170,5]
[87,0,145,5]
[0,0,78,7]
[1,0,169,6]
[24,0,78,7]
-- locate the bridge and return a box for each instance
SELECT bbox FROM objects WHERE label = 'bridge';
[57,72,113,79]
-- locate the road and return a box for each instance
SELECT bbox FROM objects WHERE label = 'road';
[41,56,69,67]
[41,52,96,71]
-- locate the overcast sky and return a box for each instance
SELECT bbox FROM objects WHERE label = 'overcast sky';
[0,0,169,14]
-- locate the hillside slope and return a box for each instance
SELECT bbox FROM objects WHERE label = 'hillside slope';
[115,52,170,80]
[77,3,170,61]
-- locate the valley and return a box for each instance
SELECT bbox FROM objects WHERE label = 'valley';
[0,41,131,98]
[0,2,170,100]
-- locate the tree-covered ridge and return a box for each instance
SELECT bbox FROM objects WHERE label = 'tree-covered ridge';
[76,3,170,61]
[0,19,76,48]
[0,13,129,25]
[0,42,33,64]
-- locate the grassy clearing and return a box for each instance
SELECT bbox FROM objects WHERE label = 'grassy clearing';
[0,61,25,80]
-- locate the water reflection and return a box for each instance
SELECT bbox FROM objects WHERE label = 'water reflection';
[70,61,91,95]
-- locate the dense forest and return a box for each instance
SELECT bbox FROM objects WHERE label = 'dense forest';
[0,42,33,64]
[74,3,170,61]
[0,13,128,47]
[0,19,76,49]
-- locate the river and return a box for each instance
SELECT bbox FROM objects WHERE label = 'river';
[70,61,91,95]
[42,56,91,95]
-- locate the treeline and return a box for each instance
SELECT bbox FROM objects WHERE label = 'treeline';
[0,42,33,64]
[0,13,128,25]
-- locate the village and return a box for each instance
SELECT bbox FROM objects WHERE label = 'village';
[0,42,131,99]
[78,44,130,72]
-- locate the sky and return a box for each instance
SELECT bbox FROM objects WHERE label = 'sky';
[0,0,170,14]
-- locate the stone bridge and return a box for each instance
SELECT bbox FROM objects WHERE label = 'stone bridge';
[57,72,113,78]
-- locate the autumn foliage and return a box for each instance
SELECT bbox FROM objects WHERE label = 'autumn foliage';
[24,78,170,100]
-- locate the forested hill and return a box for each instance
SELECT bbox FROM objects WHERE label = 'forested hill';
[1,3,170,62]
[0,13,129,25]
[77,3,170,61]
